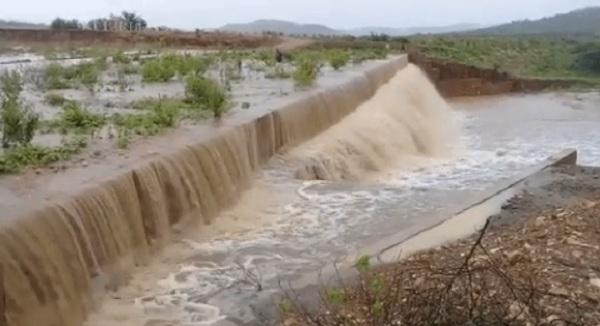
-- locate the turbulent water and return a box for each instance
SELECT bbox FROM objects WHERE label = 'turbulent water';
[292,65,460,181]
[3,55,600,326]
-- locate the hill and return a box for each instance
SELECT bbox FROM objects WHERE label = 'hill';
[220,19,341,36]
[472,7,600,35]
[349,23,481,36]
[0,19,47,29]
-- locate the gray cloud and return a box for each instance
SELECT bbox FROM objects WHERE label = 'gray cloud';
[4,0,600,29]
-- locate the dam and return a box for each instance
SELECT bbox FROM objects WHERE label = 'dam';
[2,54,600,326]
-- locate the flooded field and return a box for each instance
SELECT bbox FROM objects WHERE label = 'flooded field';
[0,48,388,175]
[84,81,600,325]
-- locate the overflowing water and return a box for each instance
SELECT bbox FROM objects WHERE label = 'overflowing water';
[2,56,600,326]
[85,71,600,325]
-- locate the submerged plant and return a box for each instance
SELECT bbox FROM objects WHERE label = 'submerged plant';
[184,76,227,118]
[1,71,39,148]
[293,56,320,87]
[59,101,105,132]
[327,50,350,70]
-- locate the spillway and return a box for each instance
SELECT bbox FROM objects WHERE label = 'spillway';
[0,56,408,326]
[5,54,600,326]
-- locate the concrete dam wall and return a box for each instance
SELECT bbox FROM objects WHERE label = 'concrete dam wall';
[0,56,408,326]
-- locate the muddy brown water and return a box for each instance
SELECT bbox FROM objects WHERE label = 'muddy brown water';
[86,88,600,325]
[2,56,600,326]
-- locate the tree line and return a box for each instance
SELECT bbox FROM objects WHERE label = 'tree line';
[50,11,147,31]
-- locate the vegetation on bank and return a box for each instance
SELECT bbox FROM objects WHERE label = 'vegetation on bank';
[1,45,396,174]
[413,36,600,82]
[283,198,600,325]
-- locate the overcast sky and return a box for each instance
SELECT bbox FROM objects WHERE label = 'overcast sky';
[4,0,600,30]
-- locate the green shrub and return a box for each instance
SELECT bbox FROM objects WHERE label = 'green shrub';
[44,61,102,90]
[293,56,320,87]
[185,76,227,118]
[113,51,131,64]
[113,98,180,136]
[118,63,139,75]
[1,71,39,148]
[328,50,350,70]
[44,93,69,106]
[0,137,87,174]
[59,101,105,132]
[142,58,175,82]
[265,64,291,79]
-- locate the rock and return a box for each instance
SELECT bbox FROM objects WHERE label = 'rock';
[92,150,102,157]
[241,102,251,109]
[590,278,600,289]
[505,250,524,266]
[35,169,42,175]
[82,161,88,168]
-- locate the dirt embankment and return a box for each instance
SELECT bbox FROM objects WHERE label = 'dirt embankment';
[283,165,600,325]
[408,51,575,97]
[0,28,281,49]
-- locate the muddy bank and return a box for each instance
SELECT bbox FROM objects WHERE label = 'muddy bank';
[409,51,577,97]
[0,28,280,49]
[282,164,600,325]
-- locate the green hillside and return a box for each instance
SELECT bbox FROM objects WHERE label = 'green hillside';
[472,7,600,36]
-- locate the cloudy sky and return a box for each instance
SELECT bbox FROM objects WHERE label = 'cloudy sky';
[4,0,600,29]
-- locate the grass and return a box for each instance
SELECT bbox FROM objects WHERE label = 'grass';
[0,136,87,174]
[413,36,600,82]
[44,59,105,90]
[142,54,213,83]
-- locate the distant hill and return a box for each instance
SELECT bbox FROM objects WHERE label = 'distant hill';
[0,19,47,29]
[471,7,600,35]
[220,19,481,37]
[220,19,341,36]
[348,24,482,37]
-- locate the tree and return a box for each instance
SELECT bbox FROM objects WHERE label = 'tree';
[121,11,147,31]
[50,18,82,30]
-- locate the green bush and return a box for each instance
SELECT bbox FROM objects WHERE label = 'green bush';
[142,58,176,82]
[44,93,69,106]
[44,61,102,90]
[0,137,87,174]
[113,98,180,136]
[293,56,320,87]
[142,54,212,82]
[118,63,139,75]
[328,50,350,70]
[185,76,227,118]
[1,71,39,148]
[59,101,105,132]
[265,64,291,79]
[113,51,131,64]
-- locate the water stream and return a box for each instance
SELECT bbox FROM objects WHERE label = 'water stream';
[86,85,600,324]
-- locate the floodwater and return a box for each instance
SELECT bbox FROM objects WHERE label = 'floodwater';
[86,90,600,326]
